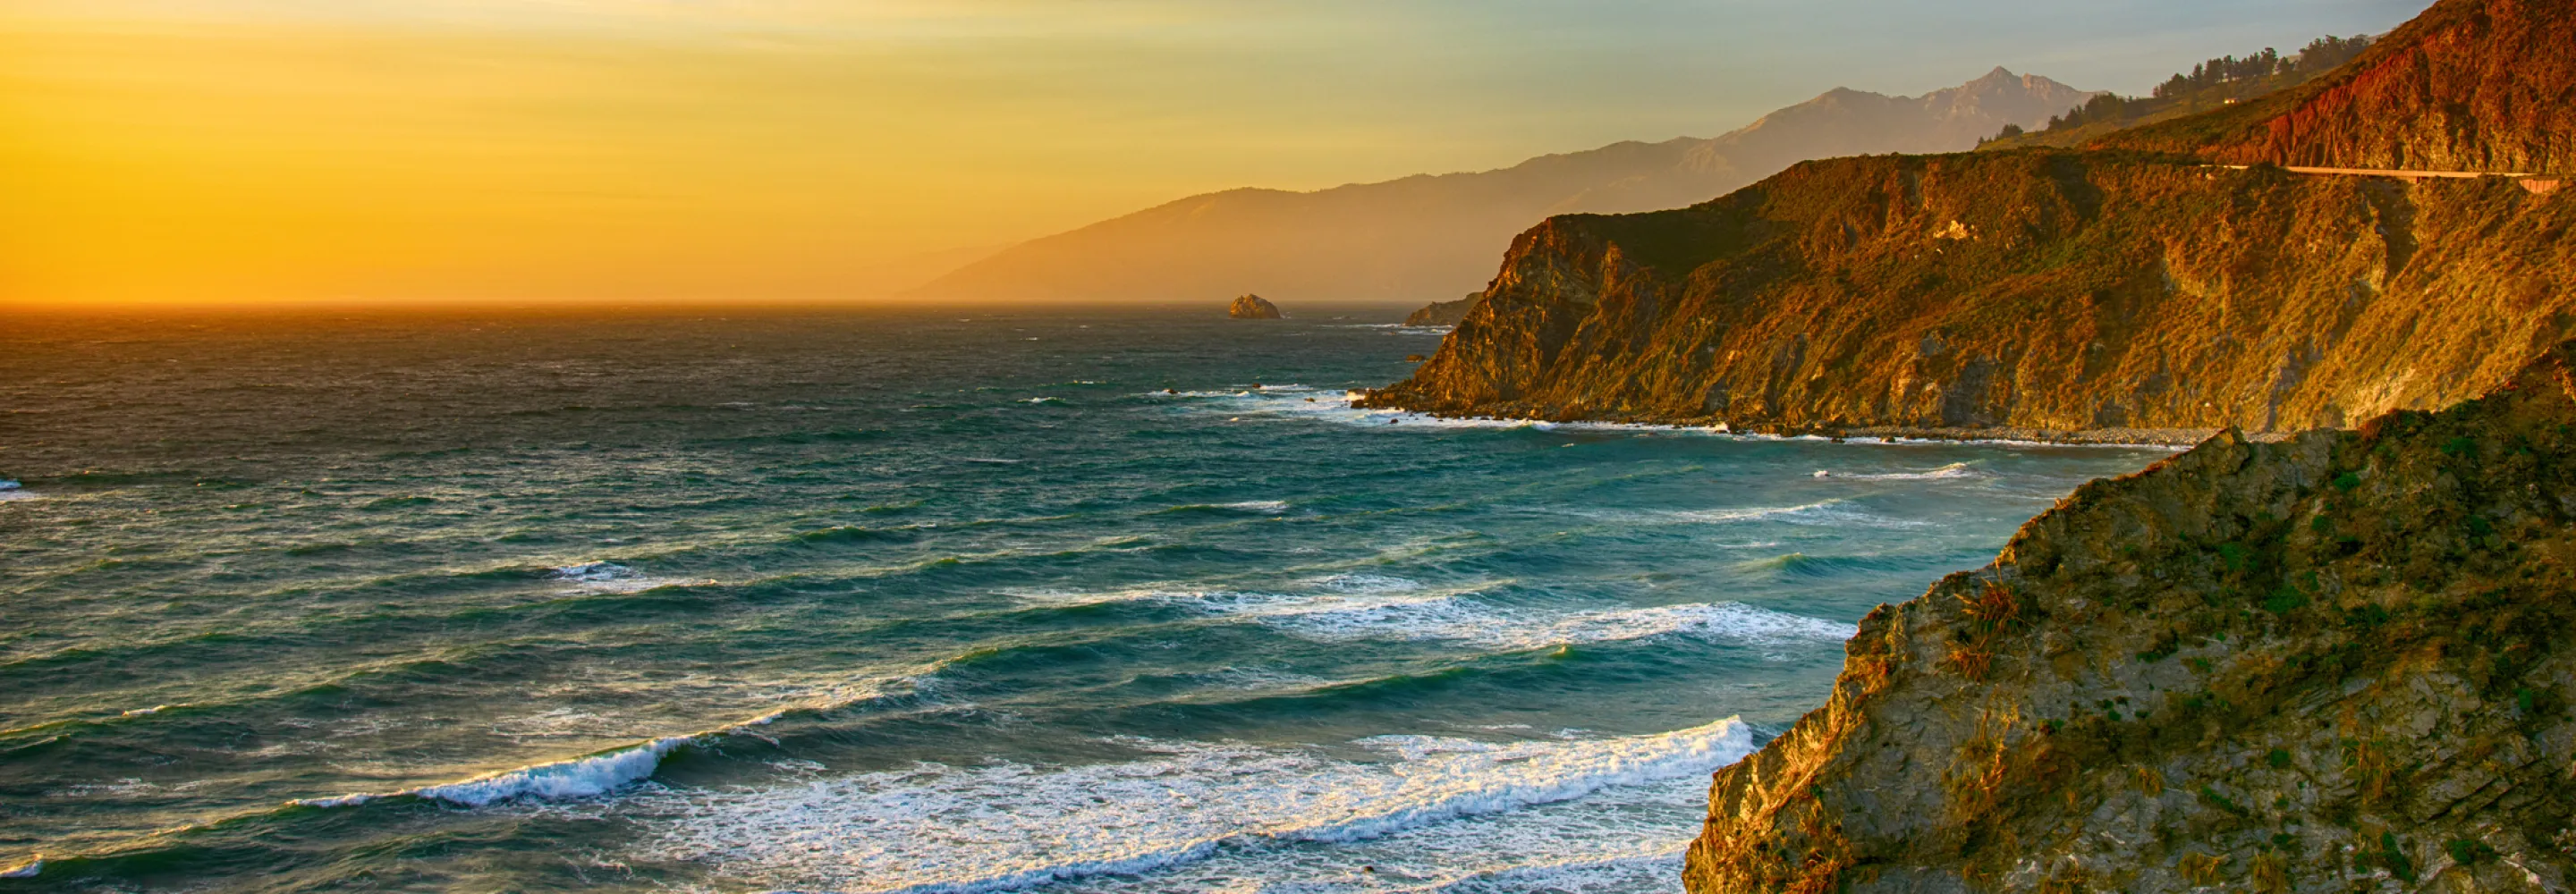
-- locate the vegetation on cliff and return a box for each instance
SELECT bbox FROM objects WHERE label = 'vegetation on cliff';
[2097,0,2576,174]
[1982,35,2374,150]
[1682,340,2576,893]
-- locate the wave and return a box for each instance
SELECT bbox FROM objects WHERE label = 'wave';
[623,717,1756,894]
[545,561,691,593]
[1575,499,1929,529]
[1022,397,1067,405]
[290,676,912,809]
[0,479,36,502]
[1811,461,1982,481]
[1157,499,1289,516]
[1018,580,1851,652]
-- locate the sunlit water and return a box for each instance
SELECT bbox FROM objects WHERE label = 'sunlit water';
[0,307,2167,892]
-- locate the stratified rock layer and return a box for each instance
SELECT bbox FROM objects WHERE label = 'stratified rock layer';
[1683,342,2576,893]
[1228,294,1284,320]
[1361,150,2576,438]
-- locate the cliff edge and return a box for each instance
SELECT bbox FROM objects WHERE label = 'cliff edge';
[1684,342,2576,893]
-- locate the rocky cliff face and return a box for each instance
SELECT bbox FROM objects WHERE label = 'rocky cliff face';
[2099,0,2574,175]
[1364,0,2573,440]
[1683,341,2576,893]
[1360,150,2575,439]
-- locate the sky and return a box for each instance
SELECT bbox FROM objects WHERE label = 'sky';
[2,0,2423,308]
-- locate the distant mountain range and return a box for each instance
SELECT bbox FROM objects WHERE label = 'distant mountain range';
[908,68,2098,303]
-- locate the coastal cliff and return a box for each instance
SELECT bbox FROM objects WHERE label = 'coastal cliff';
[1682,340,2576,893]
[1361,0,2573,441]
[1361,150,2574,439]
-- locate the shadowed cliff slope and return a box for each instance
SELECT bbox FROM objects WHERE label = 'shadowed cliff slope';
[2097,0,2576,174]
[911,71,2095,303]
[1682,340,2576,893]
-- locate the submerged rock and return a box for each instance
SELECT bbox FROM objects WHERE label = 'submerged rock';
[1228,294,1284,320]
[1685,340,2576,893]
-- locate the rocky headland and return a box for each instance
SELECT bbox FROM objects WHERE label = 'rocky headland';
[1228,294,1284,319]
[1359,0,2574,443]
[1685,340,2576,893]
[1404,294,1481,327]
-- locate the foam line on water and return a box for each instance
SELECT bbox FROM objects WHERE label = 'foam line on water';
[622,717,1756,894]
[289,677,910,809]
[1011,577,1852,650]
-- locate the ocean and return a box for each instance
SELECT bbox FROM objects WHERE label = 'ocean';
[0,306,2169,893]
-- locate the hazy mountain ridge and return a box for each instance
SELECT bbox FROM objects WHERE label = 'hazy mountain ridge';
[909,69,2097,303]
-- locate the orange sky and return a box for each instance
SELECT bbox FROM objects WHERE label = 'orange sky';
[1,0,2419,308]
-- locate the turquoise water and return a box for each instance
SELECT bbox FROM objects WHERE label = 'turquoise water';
[0,307,2166,893]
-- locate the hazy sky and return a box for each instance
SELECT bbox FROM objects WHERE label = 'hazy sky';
[3,0,2422,307]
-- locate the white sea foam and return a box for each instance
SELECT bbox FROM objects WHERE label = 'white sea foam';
[620,717,1756,894]
[546,561,686,593]
[1011,578,1848,651]
[1216,500,1289,514]
[1565,499,1928,529]
[1023,397,1067,405]
[1819,461,1983,481]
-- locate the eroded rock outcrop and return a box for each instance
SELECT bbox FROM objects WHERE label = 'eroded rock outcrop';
[1684,342,2576,893]
[1228,294,1284,319]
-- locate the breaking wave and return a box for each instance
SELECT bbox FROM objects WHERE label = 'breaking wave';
[623,717,1756,894]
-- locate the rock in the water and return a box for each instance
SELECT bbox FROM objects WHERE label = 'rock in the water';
[1402,293,1479,327]
[1228,294,1283,320]
[1684,339,2576,893]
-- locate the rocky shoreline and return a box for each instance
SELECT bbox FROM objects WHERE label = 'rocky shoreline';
[1684,340,2576,893]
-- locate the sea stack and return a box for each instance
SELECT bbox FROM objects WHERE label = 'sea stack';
[1228,294,1284,319]
[1402,293,1479,327]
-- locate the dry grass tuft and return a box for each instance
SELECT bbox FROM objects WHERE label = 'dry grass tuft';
[1945,706,2020,822]
[2131,764,2166,796]
[2179,850,2228,886]
[2344,739,2395,804]
[2250,850,2289,893]
[1943,579,2027,681]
